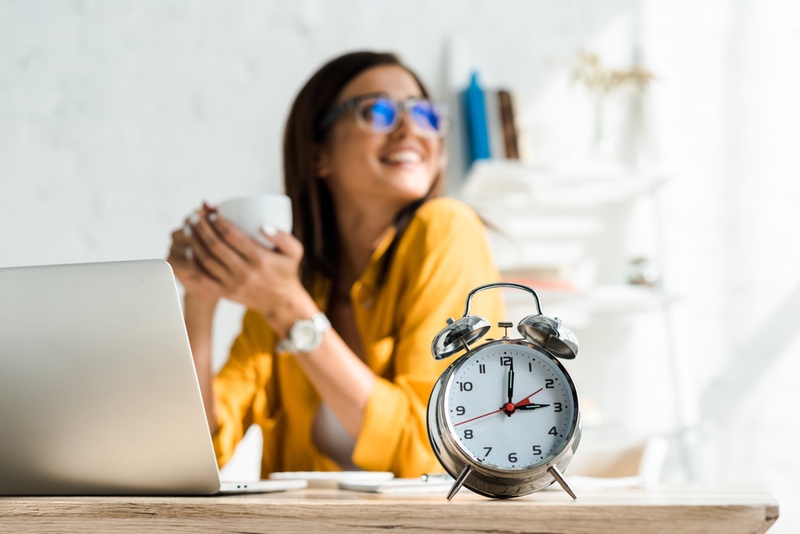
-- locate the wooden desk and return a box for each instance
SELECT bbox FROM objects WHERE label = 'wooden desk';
[0,485,779,534]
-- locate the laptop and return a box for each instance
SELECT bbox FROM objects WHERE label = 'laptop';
[0,259,305,496]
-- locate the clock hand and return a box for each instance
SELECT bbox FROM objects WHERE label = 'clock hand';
[457,369,542,425]
[516,403,551,410]
[506,361,514,406]
[502,385,546,416]
[501,359,516,416]
[514,387,544,408]
[453,407,504,427]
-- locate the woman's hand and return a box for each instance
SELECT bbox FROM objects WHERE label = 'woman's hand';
[167,207,225,304]
[184,205,316,332]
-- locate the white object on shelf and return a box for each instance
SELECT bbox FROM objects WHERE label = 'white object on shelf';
[461,160,666,208]
[465,159,669,293]
[503,284,671,315]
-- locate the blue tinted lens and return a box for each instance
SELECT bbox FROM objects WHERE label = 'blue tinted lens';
[410,100,442,133]
[365,98,397,132]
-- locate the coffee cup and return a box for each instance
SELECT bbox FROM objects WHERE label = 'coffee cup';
[215,194,292,248]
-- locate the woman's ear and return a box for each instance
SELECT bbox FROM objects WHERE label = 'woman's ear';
[438,148,448,173]
[315,146,331,179]
[437,143,448,176]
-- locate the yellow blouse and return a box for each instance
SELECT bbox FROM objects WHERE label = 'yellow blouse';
[212,197,506,478]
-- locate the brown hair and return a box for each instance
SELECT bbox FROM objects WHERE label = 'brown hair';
[283,51,444,291]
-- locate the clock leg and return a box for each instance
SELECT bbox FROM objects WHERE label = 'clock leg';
[446,465,474,501]
[548,466,577,499]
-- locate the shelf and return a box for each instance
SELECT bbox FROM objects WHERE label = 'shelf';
[460,160,667,209]
[502,284,671,317]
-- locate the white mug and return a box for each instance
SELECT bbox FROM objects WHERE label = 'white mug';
[215,194,292,248]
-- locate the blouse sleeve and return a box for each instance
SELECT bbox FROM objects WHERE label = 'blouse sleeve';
[212,310,277,467]
[352,198,506,476]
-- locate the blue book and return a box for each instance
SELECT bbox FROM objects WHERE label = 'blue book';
[463,72,491,166]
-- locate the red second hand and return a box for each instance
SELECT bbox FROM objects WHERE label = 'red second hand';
[453,408,504,427]
[514,388,544,408]
[454,388,546,427]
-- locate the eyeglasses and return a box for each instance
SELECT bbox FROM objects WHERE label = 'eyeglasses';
[317,93,448,138]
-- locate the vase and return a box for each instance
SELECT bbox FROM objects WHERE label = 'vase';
[590,94,617,160]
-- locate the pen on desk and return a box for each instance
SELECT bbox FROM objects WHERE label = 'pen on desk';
[420,473,452,482]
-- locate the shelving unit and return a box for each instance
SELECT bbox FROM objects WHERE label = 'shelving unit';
[458,159,687,478]
[462,160,667,209]
[460,159,669,306]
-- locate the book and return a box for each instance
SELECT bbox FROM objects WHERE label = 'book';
[501,266,577,292]
[497,89,520,160]
[484,89,505,160]
[475,88,521,162]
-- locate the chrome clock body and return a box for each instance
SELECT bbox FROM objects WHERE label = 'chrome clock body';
[426,283,581,500]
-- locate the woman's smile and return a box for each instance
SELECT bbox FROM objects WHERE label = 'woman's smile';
[379,145,425,167]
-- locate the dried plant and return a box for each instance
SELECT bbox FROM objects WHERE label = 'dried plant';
[572,51,655,96]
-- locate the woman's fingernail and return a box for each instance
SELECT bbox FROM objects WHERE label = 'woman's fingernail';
[207,212,218,223]
[261,224,278,236]
[182,224,192,237]
[187,212,200,225]
[185,246,193,260]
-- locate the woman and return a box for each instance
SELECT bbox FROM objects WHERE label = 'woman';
[167,51,505,477]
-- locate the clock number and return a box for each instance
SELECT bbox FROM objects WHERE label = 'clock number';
[532,445,542,455]
[545,378,555,389]
[508,453,518,463]
[548,426,558,436]
[464,429,474,439]
[528,362,533,372]
[554,402,563,412]
[483,447,492,456]
[500,356,512,366]
[478,364,486,374]
[455,406,466,416]
[458,381,473,392]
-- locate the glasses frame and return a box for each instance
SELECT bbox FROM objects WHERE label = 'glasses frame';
[316,93,448,138]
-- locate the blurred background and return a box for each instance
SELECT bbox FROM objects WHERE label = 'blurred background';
[1,0,797,530]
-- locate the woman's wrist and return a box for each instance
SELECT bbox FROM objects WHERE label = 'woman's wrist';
[183,291,219,308]
[183,291,219,319]
[261,286,320,338]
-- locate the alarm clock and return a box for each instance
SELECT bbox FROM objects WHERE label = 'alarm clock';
[426,282,581,500]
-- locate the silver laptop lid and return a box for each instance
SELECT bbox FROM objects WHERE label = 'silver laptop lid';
[0,259,221,495]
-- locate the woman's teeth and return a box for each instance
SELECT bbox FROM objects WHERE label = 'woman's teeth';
[383,150,422,164]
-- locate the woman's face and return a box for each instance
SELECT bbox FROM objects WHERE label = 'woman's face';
[318,65,444,214]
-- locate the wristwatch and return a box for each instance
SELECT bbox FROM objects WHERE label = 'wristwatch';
[277,313,331,354]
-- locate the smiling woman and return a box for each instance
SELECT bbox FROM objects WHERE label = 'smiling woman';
[166,51,505,478]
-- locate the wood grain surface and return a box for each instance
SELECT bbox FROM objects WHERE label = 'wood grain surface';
[0,485,779,534]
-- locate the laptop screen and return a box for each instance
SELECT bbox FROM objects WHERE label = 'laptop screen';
[0,259,221,495]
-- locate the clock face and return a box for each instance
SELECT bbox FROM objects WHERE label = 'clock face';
[444,341,578,471]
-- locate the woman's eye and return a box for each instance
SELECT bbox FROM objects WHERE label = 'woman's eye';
[367,101,395,127]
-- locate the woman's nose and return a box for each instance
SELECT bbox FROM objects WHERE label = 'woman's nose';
[389,108,413,138]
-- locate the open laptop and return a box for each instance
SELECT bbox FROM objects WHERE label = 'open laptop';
[0,259,305,496]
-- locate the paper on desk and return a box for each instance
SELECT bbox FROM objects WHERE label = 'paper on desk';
[268,471,395,489]
[342,475,645,494]
[559,475,646,490]
[339,476,454,494]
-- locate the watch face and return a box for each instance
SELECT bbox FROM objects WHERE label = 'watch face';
[292,320,320,351]
[444,341,578,471]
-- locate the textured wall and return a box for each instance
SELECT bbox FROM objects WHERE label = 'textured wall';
[0,0,635,267]
[0,0,638,384]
